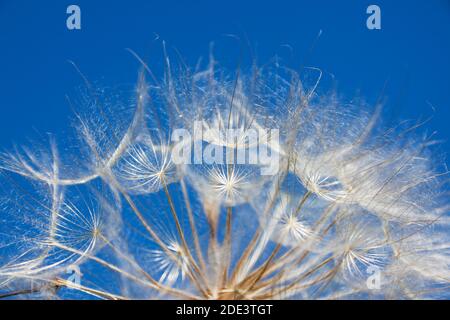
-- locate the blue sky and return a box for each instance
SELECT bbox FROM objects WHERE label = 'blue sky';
[0,0,449,153]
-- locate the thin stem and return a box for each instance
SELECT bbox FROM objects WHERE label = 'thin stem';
[54,278,128,300]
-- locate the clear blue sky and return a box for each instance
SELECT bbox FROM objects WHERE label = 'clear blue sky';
[0,0,449,153]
